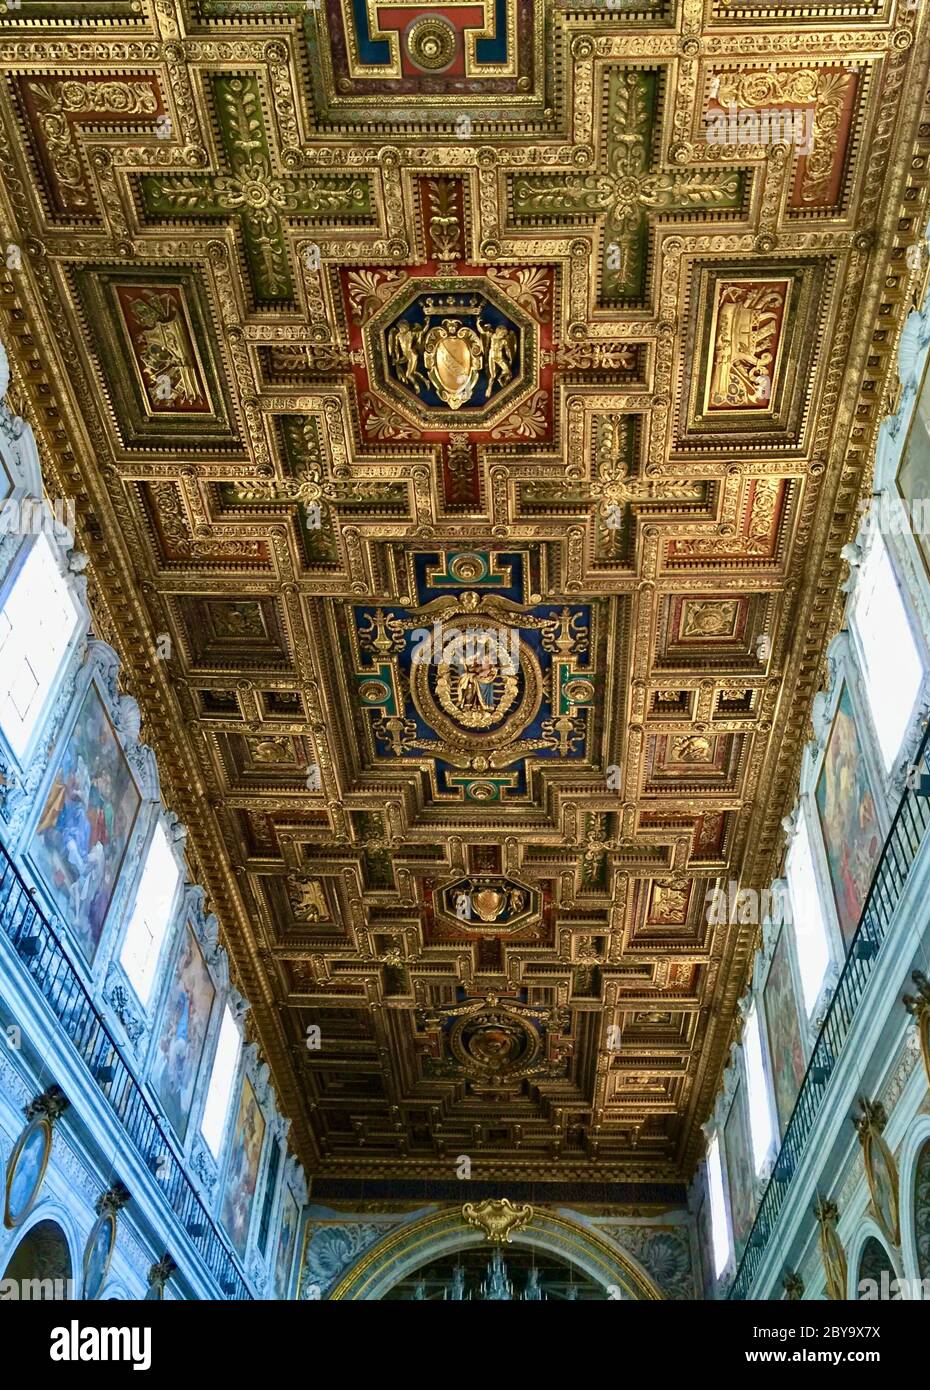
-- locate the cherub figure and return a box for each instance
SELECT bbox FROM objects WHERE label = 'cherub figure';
[478,315,516,391]
[388,320,427,390]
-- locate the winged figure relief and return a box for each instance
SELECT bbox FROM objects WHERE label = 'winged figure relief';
[478,315,517,391]
[388,320,427,391]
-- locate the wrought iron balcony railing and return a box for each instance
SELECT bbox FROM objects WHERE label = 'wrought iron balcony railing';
[729,721,930,1299]
[0,836,251,1301]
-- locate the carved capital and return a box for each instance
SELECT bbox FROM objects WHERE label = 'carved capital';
[96,1181,131,1217]
[24,1083,69,1126]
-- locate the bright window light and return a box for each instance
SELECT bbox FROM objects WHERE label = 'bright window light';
[744,1002,775,1173]
[201,1006,241,1159]
[787,814,831,1016]
[707,1131,733,1278]
[0,532,82,759]
[118,821,181,1006]
[854,532,924,769]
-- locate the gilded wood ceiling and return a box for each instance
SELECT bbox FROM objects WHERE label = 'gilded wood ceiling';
[1,0,929,1183]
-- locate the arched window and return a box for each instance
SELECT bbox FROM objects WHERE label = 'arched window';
[118,820,182,1006]
[0,531,82,761]
[706,1131,733,1279]
[743,1001,775,1173]
[785,811,832,1015]
[852,531,924,769]
[200,1004,241,1158]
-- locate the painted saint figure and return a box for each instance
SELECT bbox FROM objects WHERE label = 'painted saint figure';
[456,636,498,712]
[30,687,141,963]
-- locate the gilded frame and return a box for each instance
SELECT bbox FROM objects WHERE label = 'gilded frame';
[3,1115,52,1230]
[81,1209,117,1300]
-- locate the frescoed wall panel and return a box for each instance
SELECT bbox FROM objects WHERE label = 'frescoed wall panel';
[219,1076,266,1259]
[275,1186,300,1299]
[896,359,930,579]
[149,926,216,1143]
[814,683,881,948]
[763,928,807,1136]
[723,1081,755,1259]
[27,683,141,964]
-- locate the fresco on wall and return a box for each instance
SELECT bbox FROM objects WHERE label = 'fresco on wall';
[815,683,881,948]
[220,1075,265,1258]
[723,1081,755,1258]
[150,926,215,1141]
[29,683,141,963]
[763,927,807,1135]
[275,1186,299,1299]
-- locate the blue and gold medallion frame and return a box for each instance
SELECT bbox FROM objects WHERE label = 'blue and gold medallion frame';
[350,550,600,808]
[4,1085,70,1230]
[3,1114,52,1230]
[81,1182,130,1299]
[81,1211,116,1300]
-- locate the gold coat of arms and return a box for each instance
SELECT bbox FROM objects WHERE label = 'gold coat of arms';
[387,301,517,411]
[423,317,483,409]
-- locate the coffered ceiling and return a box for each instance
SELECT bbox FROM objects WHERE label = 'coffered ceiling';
[1,0,929,1184]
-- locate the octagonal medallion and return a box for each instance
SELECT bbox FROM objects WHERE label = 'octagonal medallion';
[364,276,538,429]
[436,874,539,934]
